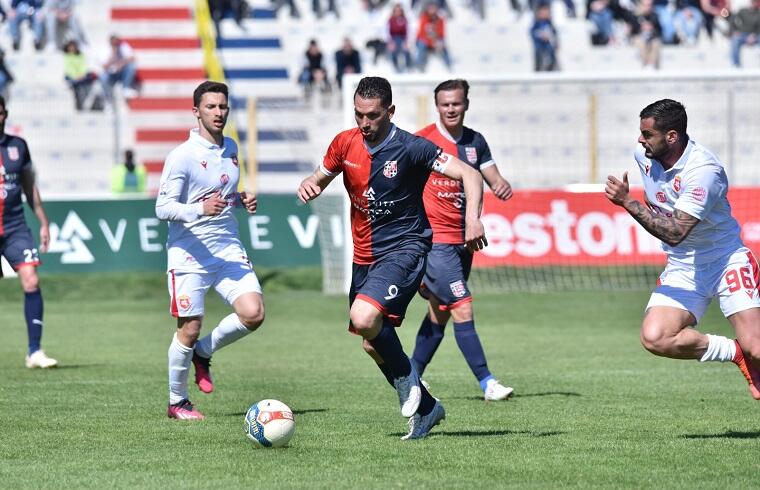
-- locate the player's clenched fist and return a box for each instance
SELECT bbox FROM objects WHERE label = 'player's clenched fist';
[464,219,488,253]
[297,177,322,203]
[240,191,257,214]
[202,191,227,216]
[605,171,630,207]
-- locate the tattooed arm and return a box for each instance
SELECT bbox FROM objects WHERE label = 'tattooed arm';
[605,172,699,246]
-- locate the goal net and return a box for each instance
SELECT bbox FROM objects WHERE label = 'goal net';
[320,72,760,294]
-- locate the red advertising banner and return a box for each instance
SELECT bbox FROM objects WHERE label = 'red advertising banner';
[474,187,760,268]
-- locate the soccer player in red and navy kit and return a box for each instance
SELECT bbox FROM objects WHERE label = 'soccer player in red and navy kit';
[412,79,515,401]
[0,95,56,369]
[298,77,488,439]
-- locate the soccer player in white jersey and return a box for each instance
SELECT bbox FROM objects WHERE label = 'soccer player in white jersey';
[605,99,760,399]
[156,81,263,420]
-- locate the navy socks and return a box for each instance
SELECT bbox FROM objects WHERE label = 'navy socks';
[411,315,445,376]
[24,289,44,355]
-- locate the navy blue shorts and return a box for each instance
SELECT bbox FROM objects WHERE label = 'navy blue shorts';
[0,225,41,273]
[420,243,473,310]
[349,251,427,329]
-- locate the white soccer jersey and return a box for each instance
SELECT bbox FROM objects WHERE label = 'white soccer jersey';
[634,138,743,265]
[156,129,243,272]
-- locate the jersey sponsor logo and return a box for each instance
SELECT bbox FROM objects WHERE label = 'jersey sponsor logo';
[673,175,681,192]
[7,147,18,161]
[220,173,229,185]
[691,186,706,202]
[363,187,376,201]
[231,154,239,167]
[200,160,208,169]
[383,160,398,178]
[177,295,192,310]
[450,280,466,298]
[465,147,477,164]
[343,159,360,169]
[656,191,667,203]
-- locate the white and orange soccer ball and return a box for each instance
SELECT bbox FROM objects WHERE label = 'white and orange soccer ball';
[244,399,295,448]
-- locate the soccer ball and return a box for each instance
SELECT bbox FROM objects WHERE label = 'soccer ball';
[244,399,295,448]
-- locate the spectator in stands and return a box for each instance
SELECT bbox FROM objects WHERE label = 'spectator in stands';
[299,39,330,99]
[674,0,704,45]
[0,49,14,99]
[209,0,249,35]
[529,0,577,18]
[729,0,760,67]
[531,3,559,71]
[701,0,731,39]
[63,40,97,111]
[632,0,663,69]
[312,0,340,19]
[271,0,300,18]
[416,2,452,72]
[100,34,138,99]
[45,0,86,50]
[652,0,677,44]
[335,37,362,89]
[111,149,147,194]
[587,0,615,45]
[412,0,453,18]
[387,3,413,72]
[8,0,45,51]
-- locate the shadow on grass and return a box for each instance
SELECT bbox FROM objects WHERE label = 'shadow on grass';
[51,364,107,370]
[390,429,564,438]
[451,391,581,401]
[682,431,760,439]
[223,408,329,417]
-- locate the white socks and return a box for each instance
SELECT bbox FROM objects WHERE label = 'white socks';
[168,333,193,405]
[699,334,736,363]
[194,313,252,359]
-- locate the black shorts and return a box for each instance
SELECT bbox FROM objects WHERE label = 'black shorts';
[0,225,40,273]
[349,251,427,330]
[420,243,473,310]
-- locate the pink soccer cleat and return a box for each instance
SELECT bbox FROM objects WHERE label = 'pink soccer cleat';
[192,352,214,394]
[732,340,760,400]
[167,399,205,420]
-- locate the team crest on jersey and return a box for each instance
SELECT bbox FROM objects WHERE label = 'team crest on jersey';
[673,175,681,192]
[231,154,239,167]
[383,161,398,178]
[450,280,466,298]
[8,146,18,161]
[177,295,192,310]
[656,191,667,203]
[465,147,477,164]
[200,160,208,169]
[220,173,229,185]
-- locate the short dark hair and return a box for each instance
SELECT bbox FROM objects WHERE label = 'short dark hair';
[354,77,392,108]
[193,81,229,107]
[639,99,687,136]
[434,79,469,104]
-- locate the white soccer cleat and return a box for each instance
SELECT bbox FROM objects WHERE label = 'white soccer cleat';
[401,399,446,440]
[484,379,514,401]
[25,350,58,369]
[394,367,422,418]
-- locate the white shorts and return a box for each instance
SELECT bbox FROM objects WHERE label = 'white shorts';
[167,257,262,318]
[646,247,760,323]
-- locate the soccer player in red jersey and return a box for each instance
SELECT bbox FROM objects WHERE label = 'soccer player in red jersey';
[0,96,56,369]
[298,76,488,439]
[412,79,515,401]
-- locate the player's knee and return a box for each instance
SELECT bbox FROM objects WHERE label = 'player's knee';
[449,302,473,323]
[349,312,376,336]
[19,272,40,292]
[238,307,265,331]
[640,323,668,354]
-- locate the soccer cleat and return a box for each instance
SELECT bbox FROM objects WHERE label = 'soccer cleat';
[25,350,58,369]
[401,399,446,440]
[167,399,205,420]
[420,379,431,392]
[732,340,760,400]
[192,352,214,394]
[394,367,422,418]
[484,379,514,401]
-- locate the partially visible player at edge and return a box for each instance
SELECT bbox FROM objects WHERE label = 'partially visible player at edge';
[605,98,760,399]
[156,81,263,420]
[0,95,55,368]
[409,79,514,401]
[297,76,488,439]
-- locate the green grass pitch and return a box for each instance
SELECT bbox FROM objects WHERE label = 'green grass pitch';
[1,272,759,488]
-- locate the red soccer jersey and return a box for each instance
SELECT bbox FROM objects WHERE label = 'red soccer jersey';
[321,126,444,264]
[417,122,495,244]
